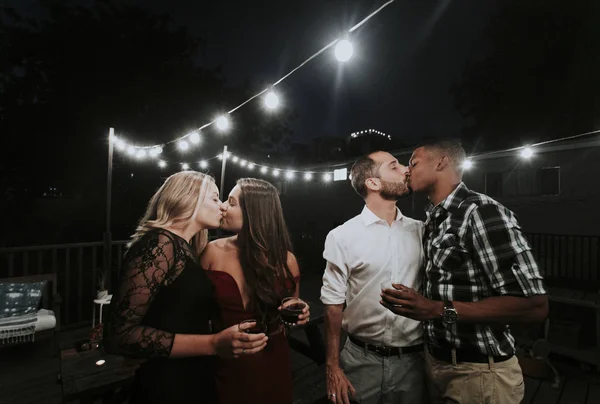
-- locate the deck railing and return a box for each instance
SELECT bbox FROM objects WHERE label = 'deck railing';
[0,241,128,328]
[526,233,600,291]
[1,233,598,328]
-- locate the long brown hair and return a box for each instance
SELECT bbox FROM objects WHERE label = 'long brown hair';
[236,178,296,323]
[129,171,214,257]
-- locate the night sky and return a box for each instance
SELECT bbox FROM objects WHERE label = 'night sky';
[10,0,502,143]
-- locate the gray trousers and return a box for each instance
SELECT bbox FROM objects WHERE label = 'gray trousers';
[339,338,428,404]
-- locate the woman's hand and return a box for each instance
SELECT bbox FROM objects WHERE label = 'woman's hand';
[211,322,268,358]
[296,303,311,326]
[277,302,311,327]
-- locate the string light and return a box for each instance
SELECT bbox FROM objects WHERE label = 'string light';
[247,163,255,170]
[304,173,313,181]
[520,146,534,159]
[189,131,201,144]
[199,160,208,168]
[181,163,189,170]
[109,1,397,155]
[260,167,267,174]
[158,160,167,168]
[273,169,280,177]
[178,141,189,151]
[323,173,332,182]
[264,91,279,110]
[350,128,390,140]
[285,171,295,180]
[216,115,230,132]
[335,39,354,62]
[462,159,473,170]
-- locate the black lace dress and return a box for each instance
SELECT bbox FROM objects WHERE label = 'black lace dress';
[105,228,219,404]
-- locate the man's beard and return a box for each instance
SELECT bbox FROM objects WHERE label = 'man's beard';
[379,179,412,200]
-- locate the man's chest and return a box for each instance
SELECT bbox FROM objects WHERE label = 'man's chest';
[342,226,423,276]
[424,210,472,277]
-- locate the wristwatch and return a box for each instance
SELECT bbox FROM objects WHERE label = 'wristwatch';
[442,300,458,324]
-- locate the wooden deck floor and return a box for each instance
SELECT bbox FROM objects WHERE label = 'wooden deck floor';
[0,324,599,404]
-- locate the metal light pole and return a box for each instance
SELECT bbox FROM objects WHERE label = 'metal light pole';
[219,145,228,200]
[104,127,114,288]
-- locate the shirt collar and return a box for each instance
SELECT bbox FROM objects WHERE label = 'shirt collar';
[425,182,470,216]
[361,205,403,226]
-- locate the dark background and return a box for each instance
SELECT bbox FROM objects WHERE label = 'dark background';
[1,0,599,246]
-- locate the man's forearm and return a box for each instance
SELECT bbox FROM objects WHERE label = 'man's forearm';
[324,304,344,367]
[449,295,548,324]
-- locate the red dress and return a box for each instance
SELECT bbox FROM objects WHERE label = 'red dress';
[206,270,298,404]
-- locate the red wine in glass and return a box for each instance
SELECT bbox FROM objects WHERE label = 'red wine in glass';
[239,319,267,334]
[280,297,307,325]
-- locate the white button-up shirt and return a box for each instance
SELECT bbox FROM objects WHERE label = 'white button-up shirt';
[320,206,424,347]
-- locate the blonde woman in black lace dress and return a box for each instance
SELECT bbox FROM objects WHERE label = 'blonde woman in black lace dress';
[105,172,268,404]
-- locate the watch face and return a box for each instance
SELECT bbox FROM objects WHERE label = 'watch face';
[443,309,458,324]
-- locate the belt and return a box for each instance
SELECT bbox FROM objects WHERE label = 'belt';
[348,335,424,357]
[428,346,513,364]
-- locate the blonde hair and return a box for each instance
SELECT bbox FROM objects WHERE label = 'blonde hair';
[128,171,215,256]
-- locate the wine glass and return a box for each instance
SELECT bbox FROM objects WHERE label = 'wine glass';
[280,297,307,326]
[239,319,267,334]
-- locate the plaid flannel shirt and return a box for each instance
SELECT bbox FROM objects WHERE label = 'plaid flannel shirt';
[423,182,546,356]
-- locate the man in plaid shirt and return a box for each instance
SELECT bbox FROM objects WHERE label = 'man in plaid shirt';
[381,139,548,404]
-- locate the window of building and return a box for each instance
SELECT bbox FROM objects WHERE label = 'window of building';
[539,167,560,196]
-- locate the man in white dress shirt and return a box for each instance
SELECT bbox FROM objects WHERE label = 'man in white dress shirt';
[321,151,426,404]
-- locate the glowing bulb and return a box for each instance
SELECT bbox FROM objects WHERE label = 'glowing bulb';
[127,146,136,156]
[199,160,208,169]
[216,115,230,131]
[189,131,201,144]
[323,173,332,182]
[335,39,353,62]
[264,91,279,109]
[273,169,280,177]
[178,141,189,151]
[247,163,255,170]
[158,160,166,168]
[285,171,295,180]
[136,149,147,159]
[462,159,473,170]
[114,137,126,151]
[217,154,223,160]
[520,146,534,159]
[304,173,313,181]
[232,156,239,163]
[240,160,247,167]
[150,147,163,157]
[260,167,267,174]
[182,163,189,170]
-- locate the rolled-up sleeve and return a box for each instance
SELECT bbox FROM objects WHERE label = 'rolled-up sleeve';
[320,230,349,305]
[469,204,547,297]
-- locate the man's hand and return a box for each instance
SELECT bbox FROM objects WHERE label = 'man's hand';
[380,284,443,321]
[326,364,356,404]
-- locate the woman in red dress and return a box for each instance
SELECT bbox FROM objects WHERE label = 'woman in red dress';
[201,178,310,404]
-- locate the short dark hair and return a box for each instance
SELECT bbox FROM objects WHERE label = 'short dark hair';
[350,152,383,198]
[419,139,466,173]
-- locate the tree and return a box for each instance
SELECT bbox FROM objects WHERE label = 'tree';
[452,0,600,150]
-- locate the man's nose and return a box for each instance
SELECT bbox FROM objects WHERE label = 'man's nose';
[220,203,228,212]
